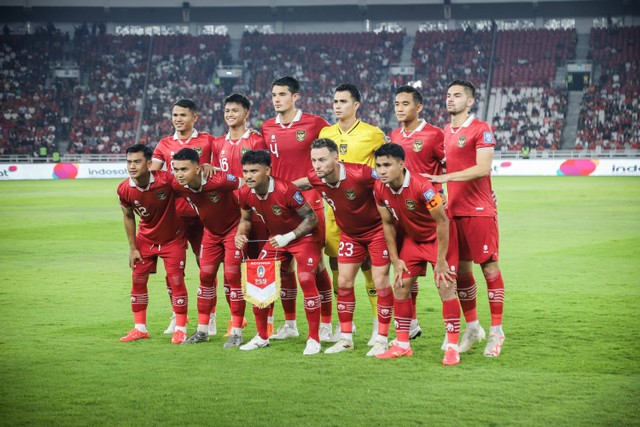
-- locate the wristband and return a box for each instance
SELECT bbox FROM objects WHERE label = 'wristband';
[274,231,296,247]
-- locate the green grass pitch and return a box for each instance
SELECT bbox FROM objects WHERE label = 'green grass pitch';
[1,177,639,426]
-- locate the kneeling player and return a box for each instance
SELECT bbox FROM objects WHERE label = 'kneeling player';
[294,138,394,356]
[235,150,323,355]
[374,143,461,365]
[117,144,189,345]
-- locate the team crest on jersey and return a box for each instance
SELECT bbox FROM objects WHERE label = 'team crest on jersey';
[272,205,283,216]
[412,140,424,152]
[194,147,203,157]
[345,189,356,200]
[155,190,167,200]
[405,200,416,211]
[339,144,348,155]
[241,147,250,157]
[458,136,466,148]
[208,192,220,203]
[296,130,306,142]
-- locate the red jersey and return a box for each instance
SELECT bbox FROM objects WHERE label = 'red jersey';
[171,171,241,237]
[443,115,496,217]
[307,163,381,237]
[153,129,216,217]
[261,110,329,182]
[212,129,267,178]
[117,170,182,244]
[239,177,321,241]
[374,170,443,243]
[389,119,445,175]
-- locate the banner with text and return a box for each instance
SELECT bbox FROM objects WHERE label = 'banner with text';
[0,159,639,181]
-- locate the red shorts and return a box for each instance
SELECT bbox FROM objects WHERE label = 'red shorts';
[259,236,322,273]
[179,215,204,256]
[200,227,242,268]
[399,224,458,278]
[133,234,187,276]
[338,226,389,267]
[454,216,499,264]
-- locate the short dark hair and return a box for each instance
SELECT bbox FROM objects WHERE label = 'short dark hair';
[396,85,423,105]
[126,144,153,160]
[448,79,476,98]
[271,76,300,94]
[335,83,361,103]
[224,93,251,111]
[173,98,198,113]
[374,143,405,161]
[173,148,200,164]
[241,149,271,166]
[310,138,338,153]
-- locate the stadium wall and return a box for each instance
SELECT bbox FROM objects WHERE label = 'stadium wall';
[1,159,639,181]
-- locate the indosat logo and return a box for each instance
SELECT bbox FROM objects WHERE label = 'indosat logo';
[53,163,79,179]
[557,159,598,176]
[0,165,18,178]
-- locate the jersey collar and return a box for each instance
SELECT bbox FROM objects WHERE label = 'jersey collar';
[173,129,199,142]
[252,176,275,200]
[128,171,155,191]
[401,119,427,138]
[386,169,411,195]
[276,109,303,129]
[184,171,206,193]
[226,129,251,144]
[449,114,475,132]
[337,119,360,135]
[322,162,346,188]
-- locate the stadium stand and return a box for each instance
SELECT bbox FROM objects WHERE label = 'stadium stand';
[575,26,640,151]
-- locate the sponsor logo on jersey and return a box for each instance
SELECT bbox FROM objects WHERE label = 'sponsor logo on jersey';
[194,147,203,156]
[272,205,283,215]
[293,191,305,204]
[412,140,423,152]
[345,189,356,200]
[155,190,167,200]
[405,200,416,211]
[458,136,466,148]
[208,192,220,203]
[423,189,436,201]
[339,144,348,155]
[483,132,494,144]
[296,130,306,142]
[226,173,236,182]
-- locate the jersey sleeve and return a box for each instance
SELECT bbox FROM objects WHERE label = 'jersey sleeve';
[251,133,268,150]
[307,169,322,188]
[238,187,251,211]
[419,182,443,211]
[285,185,309,212]
[152,142,167,164]
[475,122,497,150]
[117,184,131,209]
[433,129,446,163]
[373,181,385,208]
[207,171,241,192]
[371,126,388,151]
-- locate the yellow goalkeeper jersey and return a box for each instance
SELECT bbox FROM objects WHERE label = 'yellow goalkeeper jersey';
[318,120,387,168]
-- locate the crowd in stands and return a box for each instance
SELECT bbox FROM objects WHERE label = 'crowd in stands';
[409,28,493,128]
[1,24,638,157]
[575,26,640,151]
[240,31,403,132]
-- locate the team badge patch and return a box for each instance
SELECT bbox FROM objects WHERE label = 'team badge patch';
[371,169,379,179]
[412,140,424,152]
[208,192,220,203]
[423,189,436,201]
[483,131,495,144]
[293,191,305,204]
[296,130,306,142]
[458,136,466,148]
[339,144,348,155]
[345,189,356,200]
[272,205,283,216]
[155,190,167,200]
[194,147,203,156]
[241,147,250,157]
[405,200,416,211]
[226,173,237,182]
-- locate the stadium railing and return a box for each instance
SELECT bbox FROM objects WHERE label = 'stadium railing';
[1,150,638,164]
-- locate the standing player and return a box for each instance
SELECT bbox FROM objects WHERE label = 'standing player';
[170,148,246,348]
[318,83,387,344]
[389,84,446,340]
[427,80,506,357]
[151,98,217,336]
[117,144,189,345]
[373,143,461,365]
[211,93,267,336]
[235,150,323,355]
[261,76,334,341]
[293,138,394,356]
